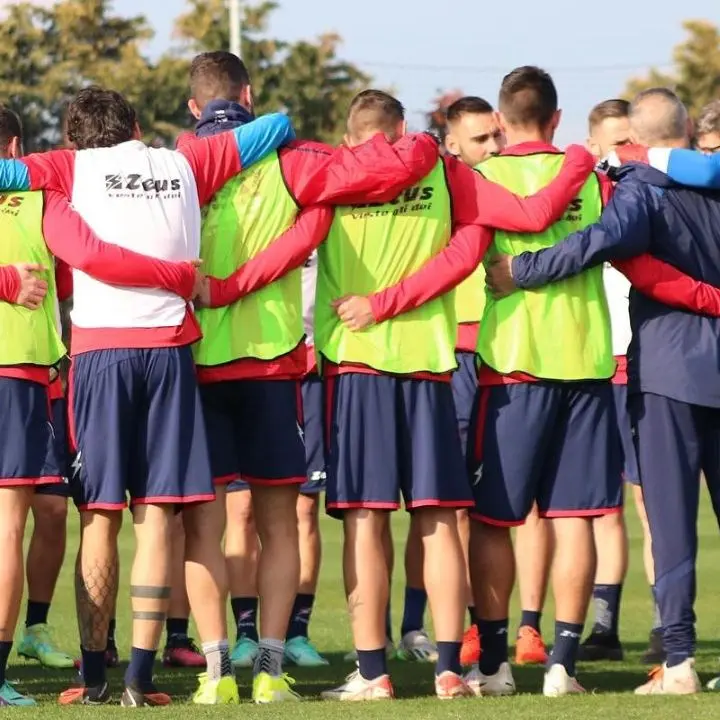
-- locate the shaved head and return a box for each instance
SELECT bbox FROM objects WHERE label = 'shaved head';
[629,88,689,146]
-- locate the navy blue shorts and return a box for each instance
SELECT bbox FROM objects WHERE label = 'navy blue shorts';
[324,374,473,517]
[613,384,639,485]
[36,398,71,498]
[68,347,214,510]
[468,381,623,525]
[201,378,307,488]
[0,377,62,489]
[224,375,326,495]
[452,351,477,456]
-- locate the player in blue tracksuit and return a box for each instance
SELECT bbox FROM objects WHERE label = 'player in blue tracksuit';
[484,89,720,696]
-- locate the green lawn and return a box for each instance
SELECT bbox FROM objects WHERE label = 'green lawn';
[12,491,720,717]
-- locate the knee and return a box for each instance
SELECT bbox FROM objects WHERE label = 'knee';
[594,510,626,534]
[296,495,319,534]
[33,498,68,541]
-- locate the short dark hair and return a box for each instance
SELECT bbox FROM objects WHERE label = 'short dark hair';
[190,52,251,109]
[499,66,557,128]
[0,106,22,151]
[446,96,494,124]
[65,86,137,150]
[347,89,405,140]
[588,98,630,133]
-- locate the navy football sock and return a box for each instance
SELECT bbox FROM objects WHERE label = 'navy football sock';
[287,594,314,640]
[548,621,583,677]
[519,610,542,633]
[400,586,427,636]
[591,584,622,636]
[231,597,258,642]
[477,618,508,676]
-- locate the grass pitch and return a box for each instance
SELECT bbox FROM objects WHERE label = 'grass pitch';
[13,491,720,718]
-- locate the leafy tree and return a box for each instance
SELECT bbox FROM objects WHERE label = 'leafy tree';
[624,20,720,119]
[174,0,371,142]
[0,0,188,149]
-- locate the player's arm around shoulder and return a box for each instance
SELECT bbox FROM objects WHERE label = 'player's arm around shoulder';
[500,173,653,293]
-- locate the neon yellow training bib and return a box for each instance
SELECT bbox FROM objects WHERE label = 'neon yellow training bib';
[194,153,301,367]
[316,159,458,375]
[0,191,65,367]
[478,153,614,380]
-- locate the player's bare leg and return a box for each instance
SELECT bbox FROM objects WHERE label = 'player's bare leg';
[121,503,174,706]
[251,483,300,680]
[0,487,34,699]
[285,493,328,666]
[397,514,437,663]
[416,507,469,696]
[633,485,664,663]
[20,494,74,668]
[183,488,237,703]
[467,520,516,695]
[514,504,551,664]
[162,515,204,668]
[347,510,392,674]
[544,517,595,694]
[458,509,480,666]
[579,510,628,660]
[225,489,260,667]
[63,510,121,704]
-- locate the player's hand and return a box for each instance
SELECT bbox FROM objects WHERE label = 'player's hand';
[332,295,375,331]
[193,276,212,308]
[14,262,48,310]
[485,254,517,299]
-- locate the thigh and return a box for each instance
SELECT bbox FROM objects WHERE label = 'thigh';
[399,379,472,511]
[234,379,307,485]
[540,382,623,518]
[141,347,214,506]
[468,383,556,526]
[0,377,61,488]
[199,381,243,485]
[451,352,478,455]
[69,351,140,510]
[299,374,326,494]
[324,374,401,518]
[630,392,703,565]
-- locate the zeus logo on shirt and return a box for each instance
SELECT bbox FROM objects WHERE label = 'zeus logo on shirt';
[350,185,436,219]
[105,174,182,196]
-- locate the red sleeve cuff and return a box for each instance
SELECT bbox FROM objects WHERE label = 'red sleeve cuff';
[0,265,20,303]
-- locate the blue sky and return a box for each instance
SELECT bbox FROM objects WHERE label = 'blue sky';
[14,1,720,144]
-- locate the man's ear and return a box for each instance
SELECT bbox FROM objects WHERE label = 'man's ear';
[132,122,142,141]
[7,136,21,159]
[240,85,254,113]
[551,109,562,132]
[188,98,202,120]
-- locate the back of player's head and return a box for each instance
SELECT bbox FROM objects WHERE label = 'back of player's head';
[190,51,251,109]
[697,100,720,139]
[588,98,630,135]
[65,87,138,150]
[629,87,688,145]
[346,90,405,145]
[0,105,22,158]
[498,66,557,130]
[446,96,494,125]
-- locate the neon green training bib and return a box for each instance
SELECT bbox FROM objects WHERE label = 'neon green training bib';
[0,191,65,367]
[316,159,457,375]
[478,152,614,380]
[194,153,301,366]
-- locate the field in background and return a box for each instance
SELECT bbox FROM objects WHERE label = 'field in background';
[12,491,720,718]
